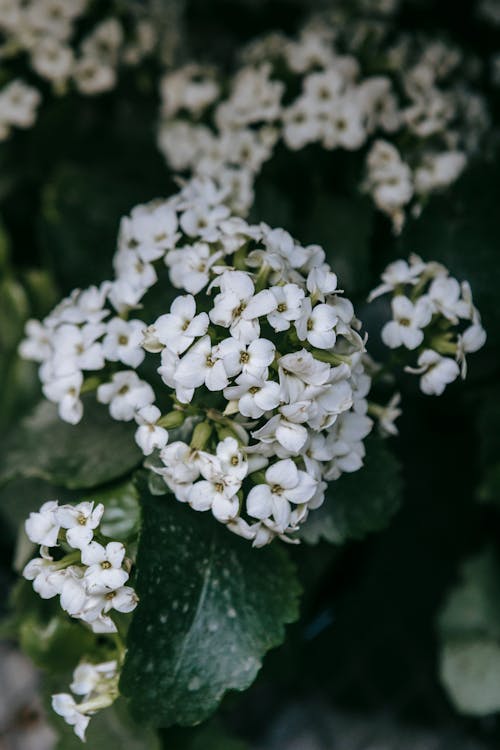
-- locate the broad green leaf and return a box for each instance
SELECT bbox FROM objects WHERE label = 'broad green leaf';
[120,483,301,727]
[438,549,500,715]
[0,395,142,490]
[298,437,402,545]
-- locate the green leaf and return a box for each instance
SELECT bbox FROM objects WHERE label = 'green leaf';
[298,437,402,545]
[0,395,142,490]
[478,463,500,507]
[95,479,141,541]
[120,483,301,727]
[437,549,500,715]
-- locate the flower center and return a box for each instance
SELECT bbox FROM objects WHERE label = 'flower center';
[233,302,247,317]
[214,482,224,493]
[118,335,128,345]
[230,456,239,466]
[182,320,190,331]
[306,318,314,331]
[277,303,287,313]
[399,318,411,327]
[249,386,260,394]
[240,351,250,363]
[118,384,130,394]
[271,484,283,495]
[101,561,112,569]
[205,355,215,368]
[78,515,87,526]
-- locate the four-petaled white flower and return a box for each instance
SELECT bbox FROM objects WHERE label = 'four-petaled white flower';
[209,270,276,343]
[81,541,129,592]
[134,404,169,455]
[102,317,146,367]
[25,500,60,547]
[56,501,105,550]
[247,459,317,532]
[97,371,155,421]
[145,294,209,355]
[405,349,460,395]
[381,295,432,350]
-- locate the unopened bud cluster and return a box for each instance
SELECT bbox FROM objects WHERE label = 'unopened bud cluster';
[369,254,486,395]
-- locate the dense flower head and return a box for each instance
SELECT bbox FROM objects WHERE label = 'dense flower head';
[23,499,138,633]
[369,254,487,395]
[157,11,488,230]
[20,177,374,546]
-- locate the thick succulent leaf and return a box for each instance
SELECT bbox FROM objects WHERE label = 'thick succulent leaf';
[0,396,142,490]
[120,483,301,727]
[298,437,402,545]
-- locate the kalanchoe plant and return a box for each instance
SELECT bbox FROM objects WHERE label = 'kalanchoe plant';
[16,173,488,739]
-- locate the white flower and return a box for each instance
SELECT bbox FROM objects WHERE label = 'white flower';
[19,319,52,362]
[146,295,209,355]
[368,256,427,301]
[188,453,241,520]
[209,270,276,343]
[97,371,155,421]
[224,373,281,418]
[295,298,338,349]
[121,202,179,261]
[52,694,90,741]
[70,660,117,697]
[246,459,317,532]
[278,349,331,402]
[427,276,470,323]
[51,323,105,375]
[252,403,311,454]
[166,242,222,294]
[42,370,84,425]
[175,335,229,393]
[267,284,305,331]
[25,500,60,547]
[23,557,68,599]
[216,336,275,379]
[381,295,433,350]
[157,441,201,489]
[134,405,169,455]
[56,501,104,550]
[81,541,129,593]
[306,265,339,302]
[102,317,146,367]
[406,349,460,395]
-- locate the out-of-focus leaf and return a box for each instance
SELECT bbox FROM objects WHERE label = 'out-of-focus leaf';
[438,549,500,716]
[0,396,142,490]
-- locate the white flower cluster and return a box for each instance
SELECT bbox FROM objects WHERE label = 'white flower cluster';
[20,178,373,546]
[23,500,138,633]
[0,0,159,139]
[52,660,118,741]
[369,255,487,395]
[157,13,487,229]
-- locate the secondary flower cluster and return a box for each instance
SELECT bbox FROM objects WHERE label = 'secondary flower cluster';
[20,178,373,546]
[369,255,487,395]
[0,0,163,140]
[23,500,138,633]
[157,9,487,229]
[52,659,119,741]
